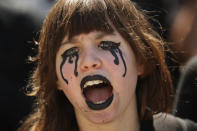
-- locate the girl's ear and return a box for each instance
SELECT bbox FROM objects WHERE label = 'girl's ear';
[56,80,63,91]
[137,64,144,76]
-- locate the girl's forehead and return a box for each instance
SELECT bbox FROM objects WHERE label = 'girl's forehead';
[62,31,117,43]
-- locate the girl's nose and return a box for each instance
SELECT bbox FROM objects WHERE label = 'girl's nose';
[79,49,102,72]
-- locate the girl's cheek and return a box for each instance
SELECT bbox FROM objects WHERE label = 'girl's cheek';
[61,63,76,85]
[101,51,126,75]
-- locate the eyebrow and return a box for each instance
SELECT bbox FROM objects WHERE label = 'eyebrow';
[61,39,77,45]
[61,32,115,45]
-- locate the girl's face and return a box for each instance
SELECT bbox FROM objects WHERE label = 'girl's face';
[56,30,143,124]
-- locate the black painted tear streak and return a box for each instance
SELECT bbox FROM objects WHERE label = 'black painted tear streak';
[60,47,79,84]
[99,41,127,77]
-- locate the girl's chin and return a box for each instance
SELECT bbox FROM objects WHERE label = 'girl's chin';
[85,110,117,124]
[82,98,118,124]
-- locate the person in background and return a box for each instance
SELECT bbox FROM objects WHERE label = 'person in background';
[170,0,197,64]
[172,55,197,123]
[170,0,197,124]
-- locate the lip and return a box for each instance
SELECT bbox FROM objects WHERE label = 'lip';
[86,94,114,110]
[80,75,111,89]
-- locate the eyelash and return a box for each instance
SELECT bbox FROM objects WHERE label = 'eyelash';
[64,40,119,56]
[62,47,79,57]
[98,41,120,50]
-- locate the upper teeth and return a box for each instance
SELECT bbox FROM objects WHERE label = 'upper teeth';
[83,80,103,88]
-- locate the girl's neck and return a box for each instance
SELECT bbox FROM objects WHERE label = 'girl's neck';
[75,97,140,131]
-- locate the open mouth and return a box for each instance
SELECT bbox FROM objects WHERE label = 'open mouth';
[80,75,114,110]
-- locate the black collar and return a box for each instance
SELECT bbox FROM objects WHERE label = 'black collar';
[140,119,155,131]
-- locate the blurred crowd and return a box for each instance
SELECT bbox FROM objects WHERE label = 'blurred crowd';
[0,0,196,130]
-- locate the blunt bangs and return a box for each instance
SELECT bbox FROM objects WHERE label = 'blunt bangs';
[60,0,114,39]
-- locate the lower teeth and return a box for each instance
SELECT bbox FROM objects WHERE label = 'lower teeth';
[94,100,106,104]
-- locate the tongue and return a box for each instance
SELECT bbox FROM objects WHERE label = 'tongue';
[84,86,112,104]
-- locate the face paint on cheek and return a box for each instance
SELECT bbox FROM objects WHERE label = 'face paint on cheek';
[60,47,79,84]
[99,41,127,77]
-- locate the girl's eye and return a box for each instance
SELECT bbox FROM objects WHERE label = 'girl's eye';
[62,47,79,57]
[98,41,120,50]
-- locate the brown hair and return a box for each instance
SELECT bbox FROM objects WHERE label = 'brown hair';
[19,0,173,130]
